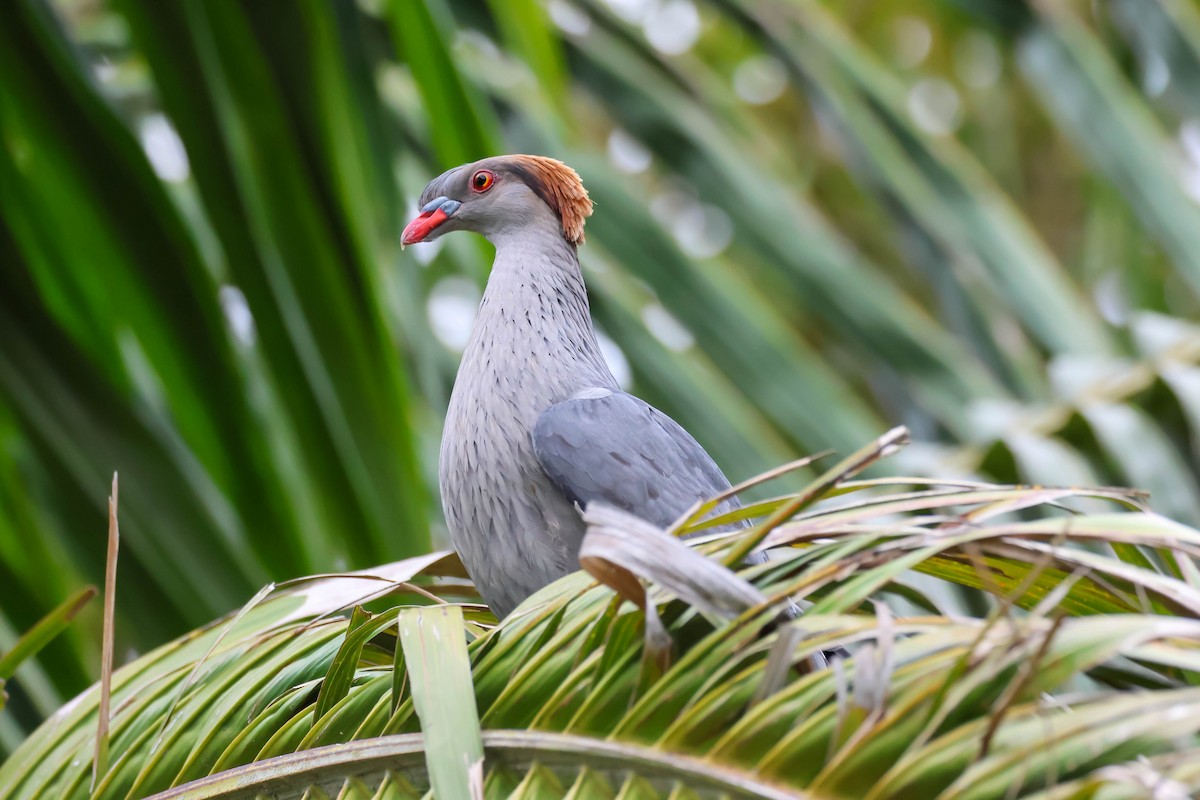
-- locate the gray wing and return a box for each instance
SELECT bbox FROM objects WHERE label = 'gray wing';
[532,389,746,531]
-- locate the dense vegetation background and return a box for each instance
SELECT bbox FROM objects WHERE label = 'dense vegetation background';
[3,0,1200,762]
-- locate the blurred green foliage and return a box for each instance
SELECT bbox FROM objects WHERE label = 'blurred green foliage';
[2,0,1200,758]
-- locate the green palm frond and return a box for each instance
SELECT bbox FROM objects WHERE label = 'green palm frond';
[3,433,1197,798]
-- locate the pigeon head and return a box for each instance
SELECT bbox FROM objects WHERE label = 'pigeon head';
[401,155,593,247]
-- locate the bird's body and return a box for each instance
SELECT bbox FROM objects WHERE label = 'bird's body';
[439,226,617,615]
[405,155,743,618]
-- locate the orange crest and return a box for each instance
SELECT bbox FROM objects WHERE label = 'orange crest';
[505,155,594,245]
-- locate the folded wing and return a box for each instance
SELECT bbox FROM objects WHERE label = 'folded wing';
[532,388,746,531]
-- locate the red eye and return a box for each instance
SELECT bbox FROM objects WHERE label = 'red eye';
[471,170,495,192]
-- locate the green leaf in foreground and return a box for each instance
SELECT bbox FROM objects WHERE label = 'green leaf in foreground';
[3,449,1200,798]
[398,604,484,800]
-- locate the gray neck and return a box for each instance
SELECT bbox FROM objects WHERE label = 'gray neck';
[466,219,617,394]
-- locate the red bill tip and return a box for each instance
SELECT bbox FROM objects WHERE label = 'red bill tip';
[402,208,450,246]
